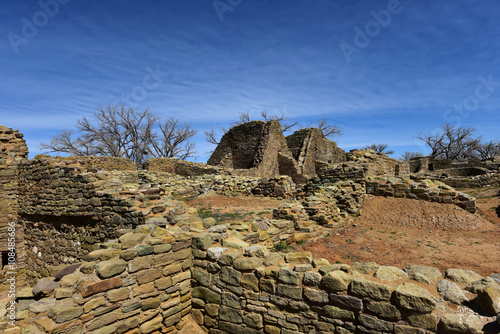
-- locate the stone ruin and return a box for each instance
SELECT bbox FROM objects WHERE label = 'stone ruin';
[0,124,499,334]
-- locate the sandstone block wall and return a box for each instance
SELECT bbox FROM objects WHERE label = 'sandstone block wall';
[189,238,499,334]
[208,121,304,183]
[286,128,346,177]
[0,126,28,279]
[12,227,193,334]
[144,157,225,177]
[17,156,141,284]
[365,178,477,213]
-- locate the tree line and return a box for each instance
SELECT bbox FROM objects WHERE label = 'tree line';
[41,105,499,164]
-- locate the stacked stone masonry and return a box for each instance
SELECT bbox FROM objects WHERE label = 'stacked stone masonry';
[1,124,499,333]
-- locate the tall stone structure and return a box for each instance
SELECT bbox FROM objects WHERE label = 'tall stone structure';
[0,126,28,275]
[207,120,305,182]
[286,127,346,177]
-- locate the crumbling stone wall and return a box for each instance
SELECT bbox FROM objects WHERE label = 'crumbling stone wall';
[208,121,304,183]
[0,126,28,281]
[366,178,476,213]
[13,227,193,334]
[17,156,140,284]
[190,235,499,334]
[144,157,225,177]
[286,128,346,177]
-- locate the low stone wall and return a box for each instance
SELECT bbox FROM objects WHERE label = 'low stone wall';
[9,227,193,334]
[419,172,500,190]
[0,126,28,286]
[190,236,500,334]
[366,178,476,212]
[144,158,225,177]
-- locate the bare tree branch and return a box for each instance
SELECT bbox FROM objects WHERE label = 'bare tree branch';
[40,105,196,165]
[364,144,394,155]
[317,119,343,138]
[261,110,298,132]
[399,151,424,161]
[417,124,480,161]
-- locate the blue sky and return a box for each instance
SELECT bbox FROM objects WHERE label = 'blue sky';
[1,0,500,162]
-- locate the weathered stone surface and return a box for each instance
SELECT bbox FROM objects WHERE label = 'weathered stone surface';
[219,251,242,265]
[106,287,130,302]
[329,294,363,311]
[323,305,355,320]
[404,265,442,283]
[264,253,283,266]
[135,268,163,285]
[241,273,259,292]
[48,301,83,323]
[393,283,437,312]
[244,245,270,258]
[87,249,122,261]
[222,237,249,249]
[140,313,163,334]
[86,311,119,331]
[276,284,303,300]
[358,314,394,332]
[321,271,353,292]
[192,233,213,250]
[54,263,82,281]
[366,301,401,321]
[445,268,483,284]
[78,277,122,298]
[303,271,322,286]
[374,266,408,281]
[244,313,263,329]
[349,278,392,301]
[406,313,437,330]
[119,233,147,249]
[219,306,243,323]
[285,252,312,264]
[192,286,222,304]
[207,247,228,261]
[304,287,329,303]
[278,269,301,285]
[234,257,263,271]
[466,277,500,293]
[96,259,127,279]
[29,298,56,313]
[351,262,380,274]
[437,279,469,304]
[32,278,60,297]
[438,313,485,334]
[476,286,500,315]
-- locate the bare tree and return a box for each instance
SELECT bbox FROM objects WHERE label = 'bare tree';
[364,144,394,155]
[416,124,481,161]
[40,105,196,164]
[260,110,298,132]
[149,117,197,160]
[399,151,424,161]
[475,140,500,160]
[317,118,343,138]
[204,128,220,145]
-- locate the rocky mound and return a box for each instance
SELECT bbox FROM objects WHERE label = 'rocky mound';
[359,196,485,231]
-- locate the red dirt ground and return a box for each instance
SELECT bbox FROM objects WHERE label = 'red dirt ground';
[298,188,500,276]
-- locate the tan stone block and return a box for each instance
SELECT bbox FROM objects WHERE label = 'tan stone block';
[107,287,130,302]
[136,268,163,285]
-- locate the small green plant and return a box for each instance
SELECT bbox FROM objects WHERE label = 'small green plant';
[273,241,292,253]
[335,260,341,264]
[345,238,354,244]
[296,239,307,246]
